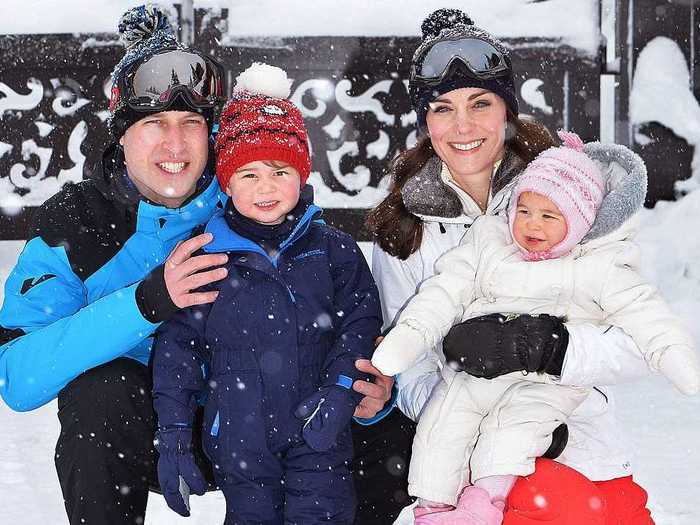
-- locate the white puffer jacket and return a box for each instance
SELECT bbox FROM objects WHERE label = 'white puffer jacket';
[373,212,699,393]
[371,145,661,481]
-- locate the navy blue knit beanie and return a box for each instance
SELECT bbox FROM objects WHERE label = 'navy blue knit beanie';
[410,9,519,131]
[108,4,213,138]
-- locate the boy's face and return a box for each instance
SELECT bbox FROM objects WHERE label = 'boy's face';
[512,191,568,253]
[225,160,301,225]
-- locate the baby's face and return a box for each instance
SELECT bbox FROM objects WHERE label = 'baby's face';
[512,192,568,253]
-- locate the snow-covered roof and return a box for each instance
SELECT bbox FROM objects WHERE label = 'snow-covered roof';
[1,0,600,54]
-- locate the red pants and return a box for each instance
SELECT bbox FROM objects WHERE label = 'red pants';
[503,459,654,525]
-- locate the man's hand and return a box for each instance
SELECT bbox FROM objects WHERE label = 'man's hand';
[352,358,394,419]
[164,233,228,308]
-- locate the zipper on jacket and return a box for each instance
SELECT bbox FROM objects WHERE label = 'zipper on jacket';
[439,222,446,234]
[284,284,296,303]
[210,411,220,436]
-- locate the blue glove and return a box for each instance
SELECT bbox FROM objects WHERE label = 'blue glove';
[294,380,358,452]
[153,426,207,517]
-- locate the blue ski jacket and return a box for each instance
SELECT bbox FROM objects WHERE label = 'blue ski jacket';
[0,144,226,411]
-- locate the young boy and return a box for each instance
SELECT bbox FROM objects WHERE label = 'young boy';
[151,63,382,524]
[372,131,700,524]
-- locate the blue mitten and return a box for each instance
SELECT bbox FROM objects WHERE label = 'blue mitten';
[294,378,358,452]
[153,426,207,517]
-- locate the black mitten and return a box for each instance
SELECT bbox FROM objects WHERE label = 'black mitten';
[443,313,569,379]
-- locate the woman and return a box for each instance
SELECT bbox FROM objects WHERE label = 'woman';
[366,8,654,525]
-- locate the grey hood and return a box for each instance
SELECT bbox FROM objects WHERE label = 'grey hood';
[582,142,648,242]
[401,149,525,220]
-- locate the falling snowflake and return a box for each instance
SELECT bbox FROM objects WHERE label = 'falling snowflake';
[316,312,332,328]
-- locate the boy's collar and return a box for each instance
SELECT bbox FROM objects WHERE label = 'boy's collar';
[203,185,322,255]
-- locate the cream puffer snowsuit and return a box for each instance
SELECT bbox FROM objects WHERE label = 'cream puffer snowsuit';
[371,143,700,505]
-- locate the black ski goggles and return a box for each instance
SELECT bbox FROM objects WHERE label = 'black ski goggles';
[111,49,226,113]
[410,36,511,85]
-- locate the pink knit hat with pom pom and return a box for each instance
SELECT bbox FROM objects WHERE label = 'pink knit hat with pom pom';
[508,130,605,260]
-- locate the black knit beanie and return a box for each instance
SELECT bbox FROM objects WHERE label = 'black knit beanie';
[410,9,519,131]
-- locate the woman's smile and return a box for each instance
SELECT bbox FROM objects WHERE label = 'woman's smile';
[450,138,485,152]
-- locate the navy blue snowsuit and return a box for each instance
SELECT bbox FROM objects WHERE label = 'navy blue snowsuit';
[152,192,382,524]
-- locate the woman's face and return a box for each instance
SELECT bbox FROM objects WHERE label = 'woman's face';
[425,87,507,184]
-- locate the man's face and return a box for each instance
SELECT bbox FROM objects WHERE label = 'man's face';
[120,111,209,208]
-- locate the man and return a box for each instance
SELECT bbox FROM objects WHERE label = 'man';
[0,5,392,524]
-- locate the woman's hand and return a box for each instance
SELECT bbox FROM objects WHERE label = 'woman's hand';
[352,358,394,419]
[443,313,569,378]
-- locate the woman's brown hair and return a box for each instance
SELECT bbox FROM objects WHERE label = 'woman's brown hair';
[366,111,555,260]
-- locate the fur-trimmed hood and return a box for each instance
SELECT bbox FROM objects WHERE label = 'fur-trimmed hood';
[581,142,648,242]
[401,149,525,222]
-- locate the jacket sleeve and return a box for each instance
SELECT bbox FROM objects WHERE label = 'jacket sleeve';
[594,243,699,392]
[371,232,479,377]
[371,242,421,331]
[559,325,650,387]
[371,243,442,421]
[320,237,383,396]
[0,235,160,412]
[152,303,211,428]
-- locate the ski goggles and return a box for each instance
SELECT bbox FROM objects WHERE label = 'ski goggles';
[111,49,226,113]
[410,36,511,85]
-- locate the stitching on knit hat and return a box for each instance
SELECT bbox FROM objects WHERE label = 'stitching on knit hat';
[530,151,605,193]
[215,128,309,154]
[516,170,596,227]
[412,23,511,65]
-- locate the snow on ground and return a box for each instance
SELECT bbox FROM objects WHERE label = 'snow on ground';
[1,190,700,523]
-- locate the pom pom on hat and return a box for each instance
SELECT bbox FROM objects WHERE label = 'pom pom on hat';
[557,129,585,152]
[233,62,293,99]
[117,3,175,50]
[421,8,474,39]
[215,63,311,190]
